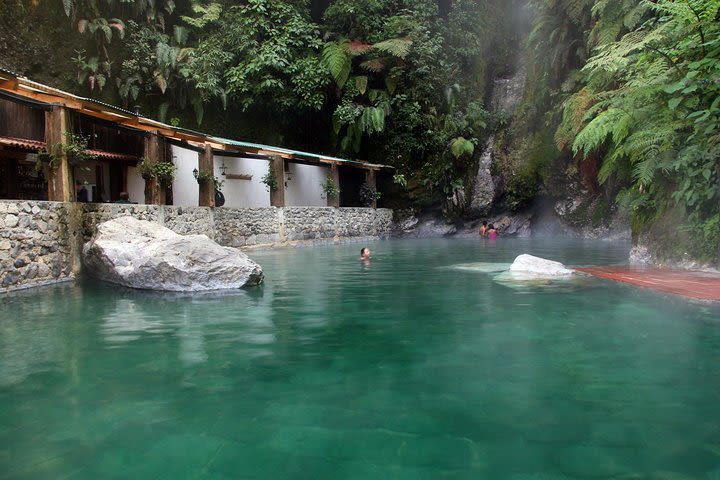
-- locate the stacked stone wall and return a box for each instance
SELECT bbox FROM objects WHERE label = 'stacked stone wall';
[0,201,78,291]
[81,203,161,241]
[1,200,393,292]
[336,207,393,237]
[162,206,215,238]
[284,207,337,241]
[214,208,281,247]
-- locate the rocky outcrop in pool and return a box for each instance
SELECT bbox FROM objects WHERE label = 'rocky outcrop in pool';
[83,216,264,291]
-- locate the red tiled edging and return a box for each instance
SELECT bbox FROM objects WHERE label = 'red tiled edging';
[576,266,720,301]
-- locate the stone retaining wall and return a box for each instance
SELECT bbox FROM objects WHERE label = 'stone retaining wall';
[214,208,281,247]
[0,200,393,292]
[0,201,79,291]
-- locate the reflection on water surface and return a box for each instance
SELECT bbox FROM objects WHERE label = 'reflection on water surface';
[1,237,720,479]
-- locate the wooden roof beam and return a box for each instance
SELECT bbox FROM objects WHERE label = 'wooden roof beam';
[258,149,293,159]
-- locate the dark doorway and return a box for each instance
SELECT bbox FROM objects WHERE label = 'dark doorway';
[109,163,124,201]
[338,166,365,207]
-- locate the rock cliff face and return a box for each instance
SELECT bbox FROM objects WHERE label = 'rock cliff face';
[83,216,264,291]
[462,56,632,243]
[469,67,528,216]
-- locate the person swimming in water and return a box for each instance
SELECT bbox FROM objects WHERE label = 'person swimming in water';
[360,247,371,260]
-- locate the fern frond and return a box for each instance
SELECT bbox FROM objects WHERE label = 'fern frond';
[372,37,412,59]
[623,3,647,29]
[572,107,624,155]
[623,123,678,160]
[632,156,658,186]
[322,40,351,88]
[360,59,385,72]
[564,0,589,25]
[354,75,368,95]
[591,0,610,18]
[597,146,630,184]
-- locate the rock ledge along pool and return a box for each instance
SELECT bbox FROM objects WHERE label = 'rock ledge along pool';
[1,237,720,480]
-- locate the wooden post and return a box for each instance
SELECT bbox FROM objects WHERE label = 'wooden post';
[198,144,215,207]
[327,163,340,207]
[143,133,165,205]
[365,169,377,208]
[270,155,285,207]
[45,106,73,202]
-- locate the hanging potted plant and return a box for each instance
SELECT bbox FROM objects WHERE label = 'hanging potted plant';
[136,157,154,180]
[195,170,215,184]
[153,162,176,188]
[63,133,97,166]
[137,159,176,187]
[196,170,225,206]
[33,132,97,172]
[34,148,54,173]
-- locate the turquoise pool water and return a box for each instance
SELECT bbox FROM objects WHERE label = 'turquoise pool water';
[1,237,720,479]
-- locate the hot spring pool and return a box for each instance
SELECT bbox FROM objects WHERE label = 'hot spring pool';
[1,237,719,479]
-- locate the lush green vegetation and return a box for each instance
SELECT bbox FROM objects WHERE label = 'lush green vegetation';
[2,0,718,262]
[2,0,519,209]
[536,0,719,261]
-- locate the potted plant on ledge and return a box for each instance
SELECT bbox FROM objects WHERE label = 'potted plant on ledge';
[359,182,381,207]
[321,175,341,200]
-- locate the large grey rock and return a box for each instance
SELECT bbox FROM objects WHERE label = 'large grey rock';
[83,216,263,291]
[509,254,574,276]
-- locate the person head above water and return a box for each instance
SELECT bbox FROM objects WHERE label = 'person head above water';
[360,247,371,260]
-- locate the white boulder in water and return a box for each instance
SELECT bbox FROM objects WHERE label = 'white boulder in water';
[83,216,264,291]
[508,254,574,276]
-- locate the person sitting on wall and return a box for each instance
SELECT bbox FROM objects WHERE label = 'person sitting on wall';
[114,192,131,204]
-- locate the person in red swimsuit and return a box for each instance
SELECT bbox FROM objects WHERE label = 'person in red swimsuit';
[487,224,498,239]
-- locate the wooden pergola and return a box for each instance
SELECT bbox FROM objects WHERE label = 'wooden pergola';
[0,68,391,207]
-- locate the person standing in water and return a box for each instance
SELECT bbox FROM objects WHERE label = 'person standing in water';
[487,224,498,240]
[479,221,488,237]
